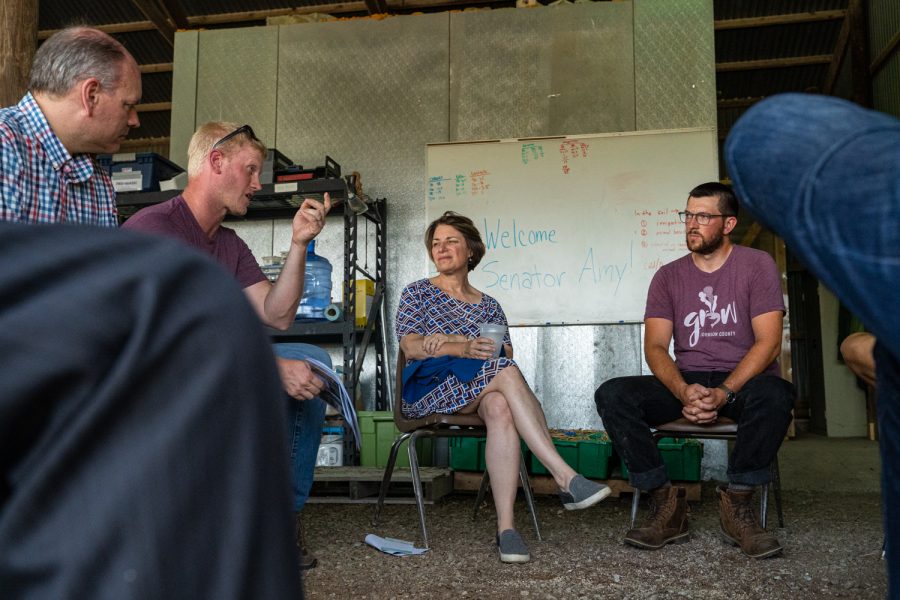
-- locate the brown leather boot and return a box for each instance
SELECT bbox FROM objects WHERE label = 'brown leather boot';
[717,486,783,559]
[624,486,689,549]
[295,514,318,570]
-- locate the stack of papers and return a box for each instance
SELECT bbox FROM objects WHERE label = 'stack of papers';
[307,357,360,448]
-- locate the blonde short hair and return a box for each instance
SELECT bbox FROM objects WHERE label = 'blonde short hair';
[187,121,267,178]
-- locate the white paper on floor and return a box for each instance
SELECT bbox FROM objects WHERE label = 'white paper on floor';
[365,534,429,556]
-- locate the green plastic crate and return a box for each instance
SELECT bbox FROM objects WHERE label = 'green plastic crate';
[619,437,703,481]
[530,430,613,479]
[357,411,432,468]
[449,437,486,471]
[449,437,531,472]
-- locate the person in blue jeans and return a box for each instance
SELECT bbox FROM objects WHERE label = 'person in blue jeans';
[123,121,333,570]
[725,93,900,598]
[275,342,330,569]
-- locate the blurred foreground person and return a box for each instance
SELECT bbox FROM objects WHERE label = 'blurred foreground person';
[726,92,900,598]
[0,223,302,598]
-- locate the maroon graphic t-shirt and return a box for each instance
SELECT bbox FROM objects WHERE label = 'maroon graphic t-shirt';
[644,245,784,375]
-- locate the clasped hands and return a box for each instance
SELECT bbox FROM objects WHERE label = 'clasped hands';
[422,333,495,360]
[680,383,726,424]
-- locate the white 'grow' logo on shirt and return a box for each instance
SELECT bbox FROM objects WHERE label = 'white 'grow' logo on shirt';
[683,285,738,347]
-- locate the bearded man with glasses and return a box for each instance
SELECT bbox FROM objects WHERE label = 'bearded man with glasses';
[595,181,794,559]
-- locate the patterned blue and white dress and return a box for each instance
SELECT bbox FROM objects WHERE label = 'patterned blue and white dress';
[396,278,517,419]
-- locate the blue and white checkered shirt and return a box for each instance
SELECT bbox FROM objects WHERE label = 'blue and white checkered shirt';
[0,93,118,226]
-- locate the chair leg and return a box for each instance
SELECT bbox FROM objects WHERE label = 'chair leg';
[373,433,411,526]
[773,456,785,528]
[519,455,542,541]
[408,432,429,548]
[630,487,641,528]
[473,471,490,521]
[760,482,769,529]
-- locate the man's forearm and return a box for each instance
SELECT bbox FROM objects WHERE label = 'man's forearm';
[720,340,780,393]
[646,346,687,403]
[265,243,308,326]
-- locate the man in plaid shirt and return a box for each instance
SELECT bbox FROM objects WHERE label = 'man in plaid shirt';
[0,26,142,226]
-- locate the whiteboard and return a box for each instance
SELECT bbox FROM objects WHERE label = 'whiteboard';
[426,128,718,325]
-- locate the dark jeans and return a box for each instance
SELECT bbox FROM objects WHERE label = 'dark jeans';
[0,224,302,599]
[595,372,795,491]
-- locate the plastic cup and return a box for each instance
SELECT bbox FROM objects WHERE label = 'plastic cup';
[479,323,507,359]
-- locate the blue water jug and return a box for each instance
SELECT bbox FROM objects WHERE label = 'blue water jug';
[296,240,333,320]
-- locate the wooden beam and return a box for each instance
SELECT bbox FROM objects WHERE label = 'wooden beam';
[717,96,765,109]
[716,55,832,72]
[129,0,176,46]
[136,101,171,113]
[823,11,851,95]
[186,4,366,25]
[140,62,173,74]
[0,0,38,107]
[740,222,762,248]
[183,0,509,25]
[715,9,846,30]
[39,21,157,40]
[870,27,900,76]
[159,0,190,29]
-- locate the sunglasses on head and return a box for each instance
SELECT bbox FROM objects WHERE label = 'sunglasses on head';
[212,124,259,149]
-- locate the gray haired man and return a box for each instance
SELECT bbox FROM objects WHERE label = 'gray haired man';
[0,26,142,226]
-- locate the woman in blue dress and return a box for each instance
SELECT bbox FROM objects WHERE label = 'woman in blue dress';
[396,211,611,563]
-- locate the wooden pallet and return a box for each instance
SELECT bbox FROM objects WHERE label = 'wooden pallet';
[452,471,702,502]
[308,466,453,505]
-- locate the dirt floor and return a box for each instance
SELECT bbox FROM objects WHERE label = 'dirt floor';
[301,484,887,599]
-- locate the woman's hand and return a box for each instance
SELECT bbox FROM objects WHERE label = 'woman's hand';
[463,336,496,360]
[422,333,449,355]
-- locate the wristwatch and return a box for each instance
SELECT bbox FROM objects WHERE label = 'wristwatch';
[717,383,736,404]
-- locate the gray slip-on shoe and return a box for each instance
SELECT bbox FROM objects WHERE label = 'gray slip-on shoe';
[559,474,612,510]
[496,529,530,563]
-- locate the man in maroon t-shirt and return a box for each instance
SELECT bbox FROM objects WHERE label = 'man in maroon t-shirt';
[123,121,332,570]
[595,182,794,559]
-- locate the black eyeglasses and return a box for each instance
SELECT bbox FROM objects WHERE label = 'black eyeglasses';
[678,211,733,225]
[212,124,259,149]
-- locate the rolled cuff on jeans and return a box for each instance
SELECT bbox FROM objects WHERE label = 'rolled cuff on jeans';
[728,464,773,487]
[629,463,669,492]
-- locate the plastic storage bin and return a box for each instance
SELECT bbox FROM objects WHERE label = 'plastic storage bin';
[97,152,184,193]
[358,411,432,468]
[619,438,703,481]
[449,437,531,472]
[530,430,614,479]
[296,240,333,321]
[449,437,486,471]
